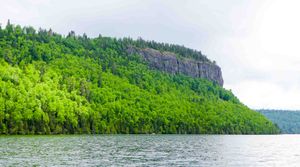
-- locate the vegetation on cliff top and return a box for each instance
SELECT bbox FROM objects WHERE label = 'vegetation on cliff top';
[0,22,279,134]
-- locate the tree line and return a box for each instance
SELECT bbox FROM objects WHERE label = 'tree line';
[0,22,279,134]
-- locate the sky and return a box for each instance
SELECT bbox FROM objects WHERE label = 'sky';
[1,0,300,110]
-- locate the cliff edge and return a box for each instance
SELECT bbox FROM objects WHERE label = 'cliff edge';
[127,46,224,86]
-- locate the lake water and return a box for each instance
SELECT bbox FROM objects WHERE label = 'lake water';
[0,135,299,166]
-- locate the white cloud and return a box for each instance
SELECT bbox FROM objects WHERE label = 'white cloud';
[229,79,300,110]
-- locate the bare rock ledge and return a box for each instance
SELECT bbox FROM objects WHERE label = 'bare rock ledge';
[127,47,224,86]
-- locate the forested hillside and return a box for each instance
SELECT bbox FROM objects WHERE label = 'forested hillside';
[258,110,300,134]
[0,22,279,134]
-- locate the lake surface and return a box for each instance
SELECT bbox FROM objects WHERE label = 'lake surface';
[0,135,299,166]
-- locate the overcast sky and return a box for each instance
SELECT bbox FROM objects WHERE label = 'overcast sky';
[1,0,300,109]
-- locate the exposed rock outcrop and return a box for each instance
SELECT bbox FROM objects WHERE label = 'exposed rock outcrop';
[127,47,224,86]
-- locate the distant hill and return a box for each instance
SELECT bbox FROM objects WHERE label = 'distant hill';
[258,110,300,134]
[0,22,279,134]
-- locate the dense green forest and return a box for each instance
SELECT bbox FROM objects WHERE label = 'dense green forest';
[258,109,300,134]
[0,22,279,134]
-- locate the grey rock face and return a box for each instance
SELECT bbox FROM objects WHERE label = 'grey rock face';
[127,47,224,86]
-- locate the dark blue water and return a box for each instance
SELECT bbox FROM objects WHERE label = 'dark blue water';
[0,135,298,166]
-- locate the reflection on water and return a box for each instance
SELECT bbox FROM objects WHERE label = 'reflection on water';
[0,135,298,166]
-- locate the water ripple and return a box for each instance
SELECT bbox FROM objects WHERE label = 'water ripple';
[0,135,299,166]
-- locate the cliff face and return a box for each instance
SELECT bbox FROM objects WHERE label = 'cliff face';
[127,47,224,86]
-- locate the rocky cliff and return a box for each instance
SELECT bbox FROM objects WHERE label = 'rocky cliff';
[127,47,224,86]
